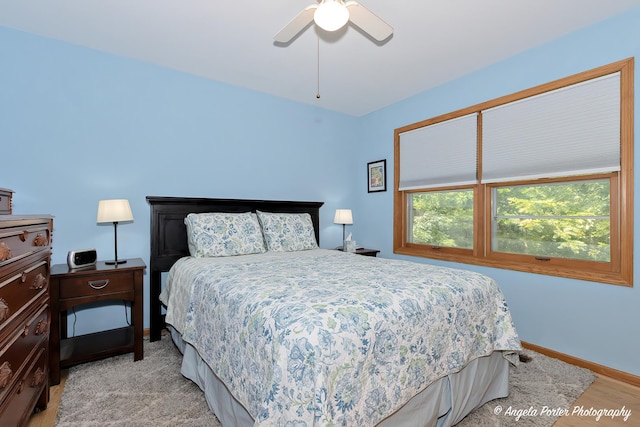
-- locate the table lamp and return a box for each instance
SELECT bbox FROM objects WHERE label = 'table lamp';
[97,199,133,265]
[334,209,353,242]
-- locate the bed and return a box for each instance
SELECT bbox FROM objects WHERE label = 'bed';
[147,196,522,427]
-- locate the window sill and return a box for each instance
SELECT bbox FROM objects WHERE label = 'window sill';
[393,246,632,287]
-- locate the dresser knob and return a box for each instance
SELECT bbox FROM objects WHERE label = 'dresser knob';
[34,319,48,335]
[0,298,8,323]
[32,233,48,247]
[19,230,29,242]
[0,242,10,261]
[32,367,45,387]
[0,361,12,389]
[30,273,47,290]
[23,325,29,336]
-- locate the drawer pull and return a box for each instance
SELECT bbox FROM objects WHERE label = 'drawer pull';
[32,233,48,247]
[0,298,8,323]
[0,242,10,261]
[19,230,29,242]
[34,319,48,335]
[23,325,29,336]
[88,279,109,290]
[30,273,47,290]
[32,367,45,388]
[0,361,12,389]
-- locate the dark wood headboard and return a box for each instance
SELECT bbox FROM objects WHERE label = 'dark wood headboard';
[146,196,324,341]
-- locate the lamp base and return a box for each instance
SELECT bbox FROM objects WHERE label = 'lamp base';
[105,259,127,265]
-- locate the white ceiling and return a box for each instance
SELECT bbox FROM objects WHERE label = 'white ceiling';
[1,0,639,116]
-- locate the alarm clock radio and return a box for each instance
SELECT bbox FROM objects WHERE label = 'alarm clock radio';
[67,249,98,269]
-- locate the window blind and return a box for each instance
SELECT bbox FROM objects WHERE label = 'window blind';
[399,113,478,190]
[482,72,621,183]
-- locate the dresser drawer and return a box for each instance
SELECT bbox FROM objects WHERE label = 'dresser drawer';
[59,271,134,300]
[0,258,49,339]
[0,303,48,406]
[0,221,51,267]
[0,345,47,427]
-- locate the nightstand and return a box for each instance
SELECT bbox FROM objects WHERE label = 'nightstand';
[337,248,380,257]
[49,258,146,385]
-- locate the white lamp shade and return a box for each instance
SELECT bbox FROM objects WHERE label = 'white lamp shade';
[314,0,349,31]
[334,209,353,225]
[97,199,134,223]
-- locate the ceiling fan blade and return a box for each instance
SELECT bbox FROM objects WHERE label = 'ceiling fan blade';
[345,1,393,41]
[274,4,318,43]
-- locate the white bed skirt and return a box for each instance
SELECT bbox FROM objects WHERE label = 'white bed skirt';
[168,327,509,427]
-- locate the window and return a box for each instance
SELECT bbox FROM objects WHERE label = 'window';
[394,58,633,286]
[490,178,612,262]
[409,189,474,249]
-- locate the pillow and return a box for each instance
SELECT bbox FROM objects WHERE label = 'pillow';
[256,210,318,252]
[184,212,266,257]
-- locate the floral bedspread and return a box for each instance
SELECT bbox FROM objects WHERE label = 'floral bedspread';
[161,249,521,426]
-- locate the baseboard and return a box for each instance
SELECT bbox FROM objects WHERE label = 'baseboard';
[521,341,640,388]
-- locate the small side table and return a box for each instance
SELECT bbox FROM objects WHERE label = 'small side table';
[49,258,146,385]
[337,248,380,257]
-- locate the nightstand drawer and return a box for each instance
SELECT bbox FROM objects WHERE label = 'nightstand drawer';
[59,271,134,299]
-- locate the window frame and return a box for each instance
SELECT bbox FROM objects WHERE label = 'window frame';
[393,58,634,286]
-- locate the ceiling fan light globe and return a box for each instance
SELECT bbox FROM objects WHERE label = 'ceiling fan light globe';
[314,0,349,32]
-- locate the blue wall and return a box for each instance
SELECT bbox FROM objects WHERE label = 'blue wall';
[1,27,358,336]
[354,8,640,376]
[2,7,639,376]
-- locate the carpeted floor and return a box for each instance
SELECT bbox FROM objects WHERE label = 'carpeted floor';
[55,337,595,427]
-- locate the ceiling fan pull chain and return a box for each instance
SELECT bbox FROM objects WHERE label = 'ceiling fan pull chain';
[316,34,321,99]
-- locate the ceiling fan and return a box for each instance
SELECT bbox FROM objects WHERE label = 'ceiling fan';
[274,0,393,43]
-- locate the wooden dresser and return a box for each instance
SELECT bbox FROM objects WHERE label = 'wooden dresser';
[0,214,53,427]
[0,189,13,215]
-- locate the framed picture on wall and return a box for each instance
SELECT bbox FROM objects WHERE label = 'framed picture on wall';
[367,159,387,193]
